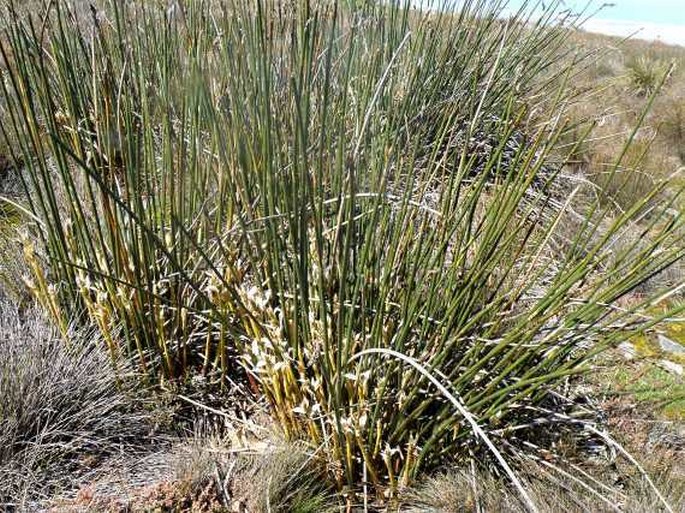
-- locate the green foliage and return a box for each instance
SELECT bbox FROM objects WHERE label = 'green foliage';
[0,161,28,299]
[625,55,673,97]
[601,363,685,420]
[1,0,684,503]
[1,0,247,381]
[245,444,338,513]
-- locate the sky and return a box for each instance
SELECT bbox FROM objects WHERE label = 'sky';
[540,1,685,24]
[412,1,685,46]
[505,0,685,45]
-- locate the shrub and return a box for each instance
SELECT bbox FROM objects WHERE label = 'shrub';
[586,136,662,213]
[656,95,685,163]
[1,0,684,506]
[0,296,153,508]
[625,55,673,97]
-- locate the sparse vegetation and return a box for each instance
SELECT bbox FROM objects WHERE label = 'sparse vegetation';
[656,95,685,163]
[0,0,684,510]
[402,462,685,513]
[600,361,685,420]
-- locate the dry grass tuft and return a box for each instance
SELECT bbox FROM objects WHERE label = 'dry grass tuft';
[48,426,338,513]
[0,297,156,509]
[401,462,685,513]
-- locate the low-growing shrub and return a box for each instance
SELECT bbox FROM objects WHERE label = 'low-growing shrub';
[586,136,662,213]
[656,95,685,163]
[625,55,673,97]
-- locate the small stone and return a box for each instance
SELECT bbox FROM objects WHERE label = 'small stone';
[658,360,684,376]
[658,334,685,355]
[618,342,636,359]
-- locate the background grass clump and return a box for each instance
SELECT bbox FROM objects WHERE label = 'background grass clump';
[0,296,155,509]
[0,0,684,508]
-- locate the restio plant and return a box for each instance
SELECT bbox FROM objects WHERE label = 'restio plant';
[625,54,674,97]
[1,0,684,505]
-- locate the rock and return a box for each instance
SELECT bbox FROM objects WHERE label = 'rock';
[658,334,685,355]
[658,359,684,376]
[231,500,247,512]
[618,341,637,359]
